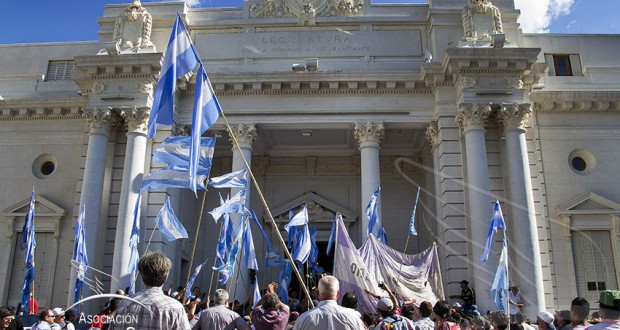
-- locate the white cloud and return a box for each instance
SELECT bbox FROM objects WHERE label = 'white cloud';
[184,0,201,6]
[514,0,575,33]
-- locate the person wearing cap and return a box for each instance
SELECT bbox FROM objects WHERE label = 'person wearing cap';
[374,297,415,330]
[293,275,365,330]
[449,280,476,313]
[587,290,620,330]
[50,308,66,330]
[465,304,481,318]
[538,311,557,330]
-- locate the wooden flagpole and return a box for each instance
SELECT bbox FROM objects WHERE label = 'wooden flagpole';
[207,220,225,298]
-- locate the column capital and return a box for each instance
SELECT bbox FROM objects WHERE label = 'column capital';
[497,103,532,132]
[120,107,150,134]
[228,123,258,150]
[455,103,492,132]
[425,121,439,148]
[354,122,384,148]
[82,108,118,135]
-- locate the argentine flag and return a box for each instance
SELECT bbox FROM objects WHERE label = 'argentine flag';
[156,197,189,241]
[147,16,200,139]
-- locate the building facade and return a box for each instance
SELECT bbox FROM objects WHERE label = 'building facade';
[1,0,619,318]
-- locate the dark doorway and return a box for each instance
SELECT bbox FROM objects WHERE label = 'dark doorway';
[287,241,334,303]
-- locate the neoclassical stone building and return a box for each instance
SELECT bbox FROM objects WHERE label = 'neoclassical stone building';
[1,0,619,318]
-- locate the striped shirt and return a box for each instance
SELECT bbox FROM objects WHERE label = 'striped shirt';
[110,286,190,330]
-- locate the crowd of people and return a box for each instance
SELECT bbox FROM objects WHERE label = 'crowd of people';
[2,250,620,330]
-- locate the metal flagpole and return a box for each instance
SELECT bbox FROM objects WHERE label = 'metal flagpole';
[220,111,314,308]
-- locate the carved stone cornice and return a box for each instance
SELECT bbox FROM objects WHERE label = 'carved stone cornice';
[82,108,120,134]
[0,98,84,121]
[455,103,492,132]
[425,121,439,148]
[497,103,532,132]
[531,91,620,114]
[120,107,150,133]
[354,122,384,148]
[228,123,258,149]
[249,0,365,19]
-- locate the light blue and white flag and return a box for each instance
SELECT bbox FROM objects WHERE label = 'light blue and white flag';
[186,260,207,299]
[153,136,216,176]
[284,204,308,232]
[366,187,388,243]
[189,65,222,193]
[209,189,246,222]
[248,208,287,267]
[20,189,36,251]
[278,262,293,304]
[20,206,36,313]
[409,187,421,236]
[128,193,141,295]
[147,16,200,139]
[208,168,248,189]
[156,197,189,241]
[213,219,244,285]
[308,227,319,271]
[252,279,261,309]
[141,166,207,191]
[326,215,335,255]
[490,243,509,313]
[73,204,89,307]
[291,224,311,264]
[481,200,507,266]
[242,222,258,271]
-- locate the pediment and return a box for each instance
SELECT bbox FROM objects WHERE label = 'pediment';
[3,194,65,218]
[557,192,620,216]
[268,192,357,241]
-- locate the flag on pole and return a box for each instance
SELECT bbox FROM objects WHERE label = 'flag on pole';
[208,189,246,222]
[128,193,141,295]
[366,187,388,243]
[153,136,216,176]
[156,197,189,241]
[490,242,509,312]
[189,65,222,193]
[241,221,258,271]
[291,224,311,264]
[20,205,36,313]
[278,262,293,304]
[409,187,421,236]
[252,279,261,309]
[141,166,208,191]
[213,219,244,285]
[208,168,248,189]
[19,189,36,251]
[248,209,287,268]
[186,260,207,299]
[481,200,507,266]
[285,204,308,232]
[147,16,200,139]
[73,204,89,309]
[326,215,335,255]
[308,227,319,271]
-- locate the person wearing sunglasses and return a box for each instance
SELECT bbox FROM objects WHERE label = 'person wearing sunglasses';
[31,309,55,330]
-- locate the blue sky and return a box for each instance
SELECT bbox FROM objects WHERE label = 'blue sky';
[0,0,618,44]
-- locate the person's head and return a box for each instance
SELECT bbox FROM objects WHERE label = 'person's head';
[419,301,433,318]
[598,290,620,319]
[64,309,76,322]
[460,280,469,289]
[492,312,510,330]
[362,312,376,328]
[461,318,471,330]
[511,323,525,330]
[377,297,394,317]
[515,311,526,324]
[138,251,171,287]
[116,289,125,296]
[537,311,557,330]
[52,308,65,324]
[262,292,281,312]
[591,311,602,324]
[289,311,299,324]
[511,286,520,294]
[317,275,339,301]
[103,298,121,315]
[556,310,571,327]
[452,301,462,311]
[39,309,54,324]
[0,307,14,329]
[433,300,451,320]
[214,288,229,306]
[570,297,590,324]
[341,292,358,309]
[193,286,201,296]
[472,316,486,330]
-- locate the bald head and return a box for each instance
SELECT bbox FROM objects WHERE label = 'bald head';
[318,275,339,301]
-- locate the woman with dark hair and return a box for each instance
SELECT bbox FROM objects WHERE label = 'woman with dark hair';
[252,282,290,330]
[433,301,461,330]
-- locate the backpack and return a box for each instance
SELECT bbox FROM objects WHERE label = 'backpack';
[381,316,407,330]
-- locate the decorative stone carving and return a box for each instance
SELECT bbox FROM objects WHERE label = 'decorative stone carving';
[120,107,150,133]
[425,121,439,148]
[462,0,503,42]
[249,0,365,18]
[506,77,524,89]
[456,76,477,91]
[174,125,191,136]
[455,103,492,131]
[83,108,116,133]
[91,82,106,94]
[497,103,532,131]
[228,123,258,149]
[354,122,384,147]
[135,81,153,95]
[111,0,156,53]
[306,200,335,218]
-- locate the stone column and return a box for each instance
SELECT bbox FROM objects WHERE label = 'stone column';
[67,108,115,307]
[111,107,150,293]
[228,123,257,302]
[354,122,384,242]
[455,103,493,311]
[497,103,545,317]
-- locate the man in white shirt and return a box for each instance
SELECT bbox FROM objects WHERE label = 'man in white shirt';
[509,286,524,322]
[294,276,365,330]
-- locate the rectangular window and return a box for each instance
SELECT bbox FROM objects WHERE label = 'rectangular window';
[553,55,573,76]
[544,54,583,76]
[572,230,618,303]
[45,60,75,81]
